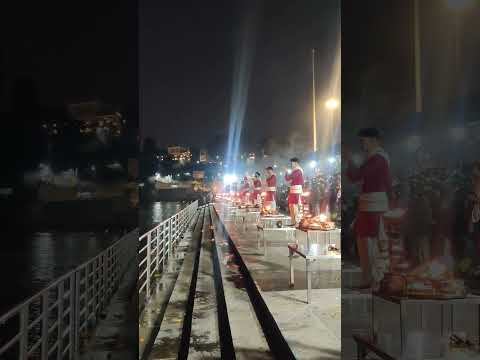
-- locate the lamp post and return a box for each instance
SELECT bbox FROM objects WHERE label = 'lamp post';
[312,49,317,153]
[414,0,423,114]
[445,0,473,99]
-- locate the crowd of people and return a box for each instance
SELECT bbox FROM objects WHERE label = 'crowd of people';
[228,157,341,227]
[342,127,480,291]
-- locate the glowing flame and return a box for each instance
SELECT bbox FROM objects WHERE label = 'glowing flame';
[319,213,327,222]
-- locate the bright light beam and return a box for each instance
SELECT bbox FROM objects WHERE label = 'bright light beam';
[226,2,260,168]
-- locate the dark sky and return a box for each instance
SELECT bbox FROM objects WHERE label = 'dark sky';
[342,0,480,139]
[140,0,340,150]
[1,0,137,119]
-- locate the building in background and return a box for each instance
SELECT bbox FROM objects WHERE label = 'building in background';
[68,101,124,137]
[199,149,208,162]
[167,146,192,162]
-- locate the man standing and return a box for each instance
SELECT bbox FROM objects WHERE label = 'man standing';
[239,176,250,203]
[344,128,392,290]
[265,166,277,210]
[252,172,262,206]
[285,158,305,226]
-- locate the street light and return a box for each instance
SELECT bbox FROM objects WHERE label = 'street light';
[325,98,340,110]
[312,49,317,153]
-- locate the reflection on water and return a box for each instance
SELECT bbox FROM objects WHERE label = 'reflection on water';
[140,201,187,233]
[0,230,118,314]
[0,201,183,314]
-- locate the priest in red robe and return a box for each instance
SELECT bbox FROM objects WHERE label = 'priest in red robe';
[265,166,277,210]
[285,158,305,226]
[345,128,392,290]
[239,177,250,203]
[252,172,262,206]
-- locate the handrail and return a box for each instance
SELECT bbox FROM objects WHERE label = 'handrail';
[138,200,198,301]
[0,228,138,360]
[0,200,199,359]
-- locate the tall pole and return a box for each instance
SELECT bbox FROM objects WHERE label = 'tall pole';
[414,0,423,114]
[312,49,317,153]
[454,13,460,96]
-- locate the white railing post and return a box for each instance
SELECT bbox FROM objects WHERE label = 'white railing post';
[161,224,165,270]
[57,281,64,360]
[19,307,28,359]
[69,272,75,360]
[74,270,80,358]
[168,218,173,260]
[146,233,151,300]
[103,253,108,306]
[155,228,160,272]
[41,291,49,360]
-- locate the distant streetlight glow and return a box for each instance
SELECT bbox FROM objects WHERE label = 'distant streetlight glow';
[223,174,238,185]
[325,98,339,110]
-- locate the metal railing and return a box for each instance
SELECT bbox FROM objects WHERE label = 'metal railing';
[0,229,138,360]
[138,200,198,301]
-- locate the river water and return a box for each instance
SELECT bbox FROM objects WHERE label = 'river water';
[0,201,184,315]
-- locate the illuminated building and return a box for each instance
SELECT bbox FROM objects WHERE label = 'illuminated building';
[199,149,208,162]
[41,121,66,136]
[67,101,123,137]
[167,146,192,162]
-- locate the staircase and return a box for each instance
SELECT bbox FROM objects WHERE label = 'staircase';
[141,205,296,360]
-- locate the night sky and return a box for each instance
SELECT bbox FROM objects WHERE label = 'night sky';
[3,0,478,150]
[342,0,480,140]
[0,0,137,120]
[140,0,340,151]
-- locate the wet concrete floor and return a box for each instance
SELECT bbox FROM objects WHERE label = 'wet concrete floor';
[215,202,341,359]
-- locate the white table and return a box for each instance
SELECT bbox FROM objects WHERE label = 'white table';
[371,293,480,359]
[288,243,341,303]
[243,211,260,230]
[257,215,292,229]
[257,226,297,256]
